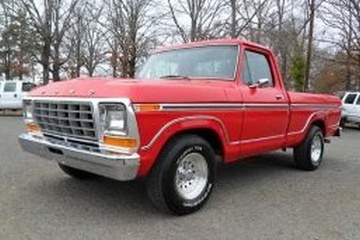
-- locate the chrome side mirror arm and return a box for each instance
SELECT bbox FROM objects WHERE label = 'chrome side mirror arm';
[249,78,270,89]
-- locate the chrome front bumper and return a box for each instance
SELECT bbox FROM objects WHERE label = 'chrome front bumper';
[18,133,140,181]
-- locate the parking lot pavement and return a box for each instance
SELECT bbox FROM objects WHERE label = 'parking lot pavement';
[1,116,360,240]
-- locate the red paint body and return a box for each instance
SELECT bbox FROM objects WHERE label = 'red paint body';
[30,39,342,177]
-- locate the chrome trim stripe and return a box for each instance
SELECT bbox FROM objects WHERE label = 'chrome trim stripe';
[135,103,340,112]
[244,103,288,109]
[290,104,340,109]
[240,134,285,144]
[161,103,244,111]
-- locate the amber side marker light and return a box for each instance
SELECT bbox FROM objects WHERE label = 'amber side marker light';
[26,123,40,133]
[134,104,161,112]
[103,135,137,149]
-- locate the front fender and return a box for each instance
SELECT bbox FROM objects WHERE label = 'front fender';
[137,116,230,177]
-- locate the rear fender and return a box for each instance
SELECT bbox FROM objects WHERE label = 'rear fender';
[287,111,327,147]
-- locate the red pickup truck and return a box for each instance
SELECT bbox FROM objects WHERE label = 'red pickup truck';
[19,39,341,215]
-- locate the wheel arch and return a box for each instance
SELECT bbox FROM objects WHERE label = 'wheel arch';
[311,119,326,135]
[138,118,229,177]
[165,128,224,158]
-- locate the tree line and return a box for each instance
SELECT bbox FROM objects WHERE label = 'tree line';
[0,0,360,93]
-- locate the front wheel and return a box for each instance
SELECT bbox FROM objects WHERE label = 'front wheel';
[146,134,216,215]
[293,126,324,171]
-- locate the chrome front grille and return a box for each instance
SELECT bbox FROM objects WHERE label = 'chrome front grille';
[33,100,97,141]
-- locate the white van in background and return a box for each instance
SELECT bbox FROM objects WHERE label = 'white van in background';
[341,92,360,129]
[0,81,36,110]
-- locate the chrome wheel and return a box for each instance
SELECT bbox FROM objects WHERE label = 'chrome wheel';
[310,134,323,165]
[175,152,209,200]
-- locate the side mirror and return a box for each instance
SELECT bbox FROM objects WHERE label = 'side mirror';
[249,78,270,89]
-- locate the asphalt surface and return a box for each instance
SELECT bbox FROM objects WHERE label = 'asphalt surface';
[1,116,360,240]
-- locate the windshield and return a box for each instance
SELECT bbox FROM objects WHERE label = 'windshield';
[138,45,239,80]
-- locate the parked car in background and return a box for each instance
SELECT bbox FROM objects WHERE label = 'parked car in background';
[341,92,360,129]
[0,81,36,110]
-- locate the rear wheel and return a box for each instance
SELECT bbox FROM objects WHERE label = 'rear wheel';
[146,134,216,215]
[294,126,324,171]
[58,163,98,180]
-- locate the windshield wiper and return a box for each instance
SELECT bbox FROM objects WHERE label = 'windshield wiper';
[159,75,191,80]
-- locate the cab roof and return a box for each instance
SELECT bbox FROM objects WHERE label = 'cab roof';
[155,39,271,53]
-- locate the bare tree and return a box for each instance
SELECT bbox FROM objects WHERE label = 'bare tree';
[304,0,316,92]
[20,0,52,84]
[20,0,81,83]
[224,0,270,40]
[51,0,81,81]
[321,0,360,91]
[0,1,13,80]
[106,0,160,78]
[0,1,34,80]
[65,5,85,78]
[82,3,107,77]
[167,0,224,43]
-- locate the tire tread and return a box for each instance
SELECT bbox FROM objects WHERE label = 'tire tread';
[294,125,324,171]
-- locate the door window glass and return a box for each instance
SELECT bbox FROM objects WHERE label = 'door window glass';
[22,82,36,92]
[4,82,17,92]
[242,51,273,87]
[356,95,360,105]
[344,94,357,104]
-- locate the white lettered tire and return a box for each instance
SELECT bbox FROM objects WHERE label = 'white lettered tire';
[146,134,216,215]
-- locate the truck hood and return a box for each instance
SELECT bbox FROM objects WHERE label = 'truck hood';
[29,77,229,103]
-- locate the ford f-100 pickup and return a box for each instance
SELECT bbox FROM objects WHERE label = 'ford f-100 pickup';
[19,39,342,215]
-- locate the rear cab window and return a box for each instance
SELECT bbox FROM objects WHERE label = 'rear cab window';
[344,94,358,104]
[241,50,274,87]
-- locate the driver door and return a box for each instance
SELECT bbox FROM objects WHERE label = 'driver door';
[240,49,289,157]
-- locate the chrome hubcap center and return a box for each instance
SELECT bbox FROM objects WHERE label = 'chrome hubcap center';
[175,152,208,200]
[311,134,322,165]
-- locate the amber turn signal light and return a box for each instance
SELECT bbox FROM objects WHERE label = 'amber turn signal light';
[103,135,137,149]
[134,104,161,112]
[26,123,40,133]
